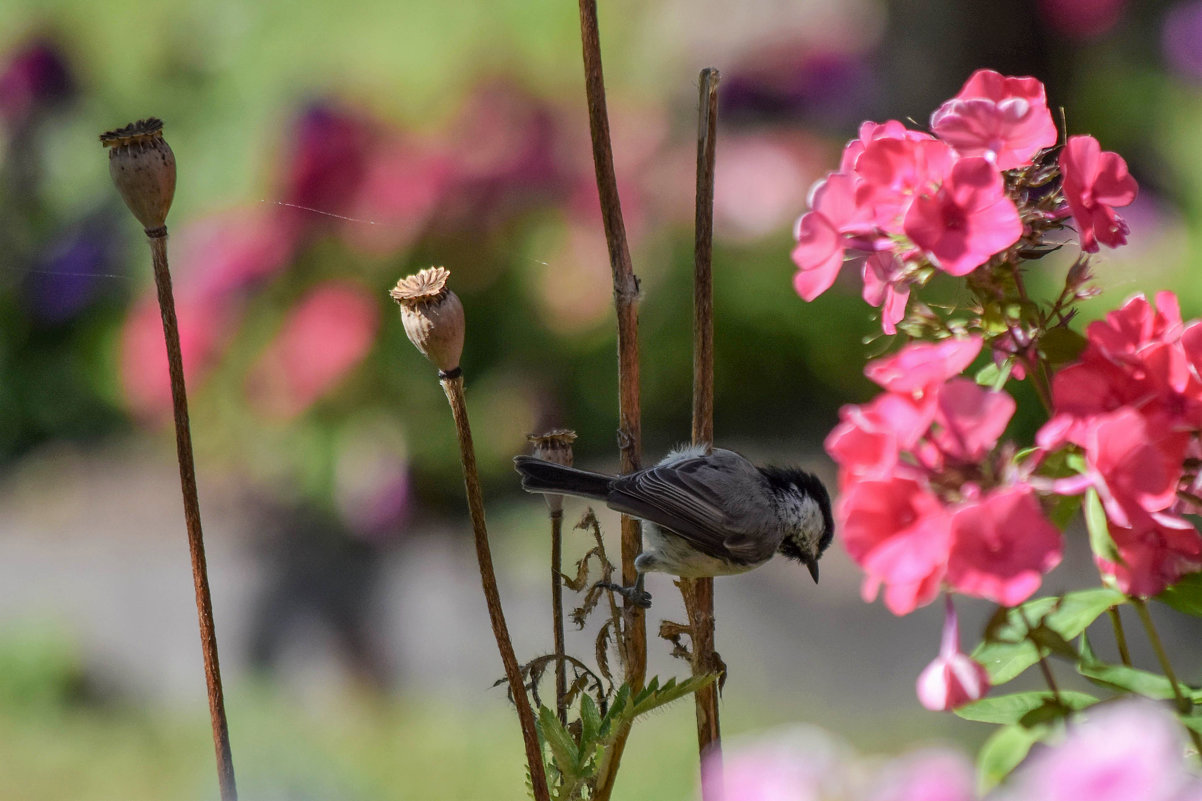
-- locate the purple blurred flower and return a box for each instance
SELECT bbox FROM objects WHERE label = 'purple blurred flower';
[26,213,123,323]
[278,102,375,237]
[995,700,1200,801]
[0,38,74,128]
[1163,1,1202,82]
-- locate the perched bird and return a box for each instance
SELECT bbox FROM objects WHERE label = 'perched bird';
[514,445,834,607]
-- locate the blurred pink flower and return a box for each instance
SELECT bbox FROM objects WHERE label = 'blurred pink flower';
[916,596,990,710]
[855,136,954,232]
[0,38,74,127]
[826,392,933,485]
[1060,135,1138,252]
[930,69,1058,169]
[865,748,976,801]
[997,700,1200,801]
[864,337,983,394]
[700,725,852,801]
[948,486,1062,605]
[1163,1,1202,82]
[245,282,379,420]
[120,292,236,420]
[1039,0,1126,39]
[903,157,1023,276]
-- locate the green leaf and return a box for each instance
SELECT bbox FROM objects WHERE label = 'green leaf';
[538,706,581,779]
[1179,712,1202,734]
[1078,657,1184,702]
[1040,327,1088,366]
[630,674,716,719]
[956,690,1097,725]
[579,693,601,747]
[1084,489,1122,565]
[973,589,1125,685]
[1047,493,1083,532]
[976,722,1050,792]
[1155,572,1202,618]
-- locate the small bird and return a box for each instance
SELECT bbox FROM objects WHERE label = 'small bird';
[514,445,834,607]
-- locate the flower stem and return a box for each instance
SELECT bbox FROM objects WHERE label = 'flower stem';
[1133,599,1202,752]
[148,232,237,801]
[440,373,550,801]
[687,66,722,786]
[1107,606,1132,667]
[550,509,568,726]
[1019,607,1062,704]
[577,0,645,796]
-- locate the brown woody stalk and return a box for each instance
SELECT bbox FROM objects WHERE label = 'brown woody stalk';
[150,236,238,801]
[682,66,723,786]
[577,2,645,798]
[102,119,237,801]
[442,374,550,799]
[391,267,549,800]
[150,235,238,801]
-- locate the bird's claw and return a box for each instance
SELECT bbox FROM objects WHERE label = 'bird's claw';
[595,580,653,609]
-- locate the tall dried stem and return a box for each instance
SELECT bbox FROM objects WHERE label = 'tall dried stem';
[442,373,551,801]
[149,233,238,801]
[576,2,645,797]
[685,67,723,784]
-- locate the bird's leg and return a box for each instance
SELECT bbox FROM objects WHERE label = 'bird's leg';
[595,572,652,608]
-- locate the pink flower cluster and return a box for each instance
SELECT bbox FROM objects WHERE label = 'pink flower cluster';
[828,337,1063,614]
[792,69,1136,333]
[704,700,1202,801]
[1040,292,1202,596]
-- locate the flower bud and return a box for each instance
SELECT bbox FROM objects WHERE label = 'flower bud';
[99,117,176,233]
[389,266,465,374]
[527,429,577,513]
[916,595,990,711]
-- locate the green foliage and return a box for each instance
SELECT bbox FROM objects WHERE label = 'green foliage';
[976,722,1052,793]
[1155,572,1202,618]
[535,674,717,801]
[973,588,1125,685]
[1077,633,1199,704]
[1083,489,1122,566]
[955,690,1097,725]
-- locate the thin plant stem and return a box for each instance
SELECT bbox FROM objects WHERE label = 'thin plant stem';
[577,2,645,797]
[1133,599,1202,752]
[551,509,568,726]
[1108,606,1132,667]
[441,373,550,801]
[148,232,237,801]
[687,66,722,783]
[1018,607,1062,704]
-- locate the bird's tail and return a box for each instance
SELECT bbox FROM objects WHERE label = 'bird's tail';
[513,456,612,501]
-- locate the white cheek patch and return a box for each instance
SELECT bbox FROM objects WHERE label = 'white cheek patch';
[782,491,823,551]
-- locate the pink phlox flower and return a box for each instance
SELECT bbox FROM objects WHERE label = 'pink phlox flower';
[916,595,990,710]
[792,172,872,301]
[1086,291,1183,365]
[861,253,911,335]
[1060,134,1138,252]
[855,137,956,232]
[998,700,1201,801]
[826,392,935,486]
[903,156,1023,276]
[840,476,951,614]
[947,485,1063,605]
[930,69,1058,169]
[932,378,1017,462]
[1081,408,1188,527]
[839,119,935,173]
[864,336,984,394]
[1098,509,1202,597]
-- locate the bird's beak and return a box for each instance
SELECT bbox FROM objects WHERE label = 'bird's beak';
[807,560,820,584]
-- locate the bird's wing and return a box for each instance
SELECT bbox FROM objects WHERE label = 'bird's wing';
[606,449,773,564]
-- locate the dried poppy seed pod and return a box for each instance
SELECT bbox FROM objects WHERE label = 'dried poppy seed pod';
[527,429,577,513]
[99,117,176,234]
[390,266,465,375]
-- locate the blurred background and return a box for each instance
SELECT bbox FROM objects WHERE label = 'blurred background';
[2,0,1202,798]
